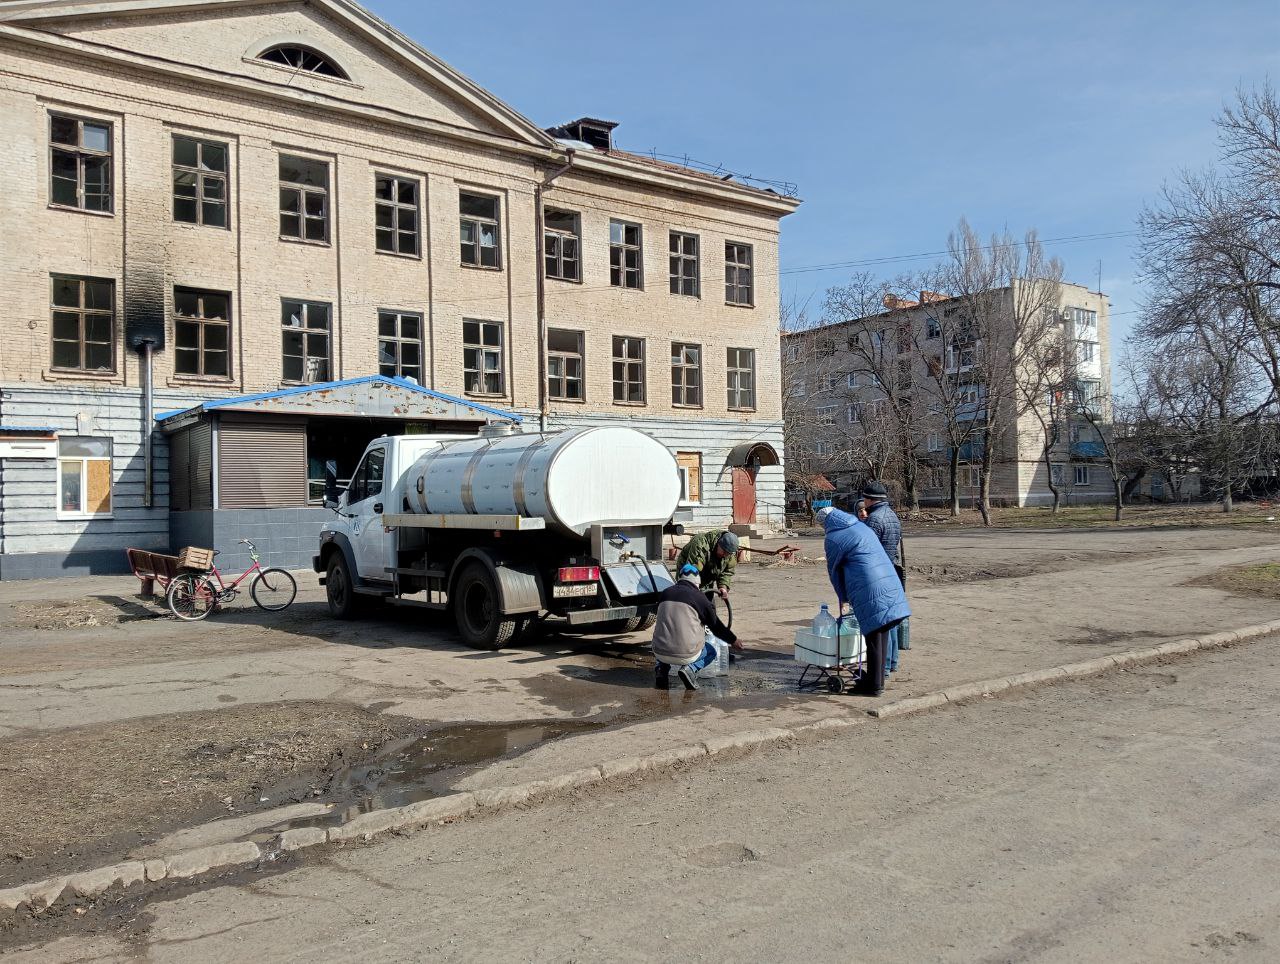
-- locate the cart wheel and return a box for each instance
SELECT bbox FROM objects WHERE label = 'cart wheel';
[827,675,847,695]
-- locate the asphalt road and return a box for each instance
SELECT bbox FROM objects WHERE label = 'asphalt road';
[12,639,1280,962]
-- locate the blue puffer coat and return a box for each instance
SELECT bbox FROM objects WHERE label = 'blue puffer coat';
[823,508,910,633]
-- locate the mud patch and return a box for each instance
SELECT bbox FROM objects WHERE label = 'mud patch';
[6,595,165,631]
[0,701,426,886]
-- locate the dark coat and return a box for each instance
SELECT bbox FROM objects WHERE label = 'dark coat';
[822,508,910,633]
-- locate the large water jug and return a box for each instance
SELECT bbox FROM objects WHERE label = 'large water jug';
[703,629,730,677]
[837,614,861,661]
[812,604,837,638]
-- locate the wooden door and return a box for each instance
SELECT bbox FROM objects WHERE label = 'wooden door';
[732,466,757,524]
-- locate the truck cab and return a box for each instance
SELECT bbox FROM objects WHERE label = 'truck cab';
[315,431,676,650]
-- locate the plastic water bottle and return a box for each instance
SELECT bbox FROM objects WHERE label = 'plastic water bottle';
[837,614,861,661]
[812,604,837,637]
[714,637,731,675]
[899,617,911,650]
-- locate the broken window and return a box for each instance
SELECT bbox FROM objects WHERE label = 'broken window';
[669,231,699,296]
[50,274,114,373]
[547,328,584,401]
[375,174,419,256]
[58,436,112,518]
[727,347,755,410]
[173,136,228,227]
[612,335,645,404]
[174,287,230,378]
[610,220,643,289]
[281,299,330,382]
[378,310,422,382]
[50,114,112,213]
[460,192,501,268]
[279,155,329,242]
[725,241,753,306]
[257,44,348,79]
[463,319,504,395]
[544,209,580,281]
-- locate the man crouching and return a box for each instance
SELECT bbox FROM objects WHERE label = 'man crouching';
[652,564,743,690]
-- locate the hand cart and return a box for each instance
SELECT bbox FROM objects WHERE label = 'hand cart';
[795,614,864,694]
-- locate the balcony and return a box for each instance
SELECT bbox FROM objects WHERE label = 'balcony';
[1070,440,1106,459]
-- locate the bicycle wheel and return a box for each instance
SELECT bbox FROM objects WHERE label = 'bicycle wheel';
[168,573,217,621]
[251,567,297,611]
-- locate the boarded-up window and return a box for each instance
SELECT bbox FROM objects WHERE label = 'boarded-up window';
[676,451,702,504]
[58,436,112,517]
[218,417,306,508]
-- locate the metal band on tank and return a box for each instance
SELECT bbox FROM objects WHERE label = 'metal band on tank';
[460,443,493,514]
[511,435,549,516]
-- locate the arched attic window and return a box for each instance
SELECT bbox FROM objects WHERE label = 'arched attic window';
[256,44,349,79]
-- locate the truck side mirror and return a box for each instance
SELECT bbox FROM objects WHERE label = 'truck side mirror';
[323,459,342,510]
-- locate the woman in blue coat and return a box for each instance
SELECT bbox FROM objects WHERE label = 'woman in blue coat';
[817,506,910,696]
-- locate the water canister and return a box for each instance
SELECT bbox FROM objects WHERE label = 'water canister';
[812,604,837,637]
[401,427,681,537]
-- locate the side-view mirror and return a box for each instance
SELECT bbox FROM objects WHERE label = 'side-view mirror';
[323,459,342,509]
[323,497,340,512]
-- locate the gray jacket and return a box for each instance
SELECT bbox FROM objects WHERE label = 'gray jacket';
[651,576,736,665]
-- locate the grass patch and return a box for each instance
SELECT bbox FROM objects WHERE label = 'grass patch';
[904,503,1280,530]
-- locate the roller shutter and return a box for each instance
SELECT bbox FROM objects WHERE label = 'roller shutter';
[217,416,306,508]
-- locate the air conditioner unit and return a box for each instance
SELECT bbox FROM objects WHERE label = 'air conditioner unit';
[1061,308,1073,322]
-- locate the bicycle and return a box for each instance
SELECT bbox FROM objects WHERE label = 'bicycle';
[167,539,298,621]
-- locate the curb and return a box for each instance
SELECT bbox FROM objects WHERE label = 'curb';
[5,621,1277,918]
[870,619,1280,719]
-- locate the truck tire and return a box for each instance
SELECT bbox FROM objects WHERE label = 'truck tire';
[600,610,657,635]
[453,562,517,650]
[326,554,362,620]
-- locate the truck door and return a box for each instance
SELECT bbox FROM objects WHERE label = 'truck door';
[347,445,393,582]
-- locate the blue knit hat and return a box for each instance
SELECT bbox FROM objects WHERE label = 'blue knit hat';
[679,563,700,578]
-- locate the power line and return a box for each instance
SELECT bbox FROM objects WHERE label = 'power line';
[780,230,1140,276]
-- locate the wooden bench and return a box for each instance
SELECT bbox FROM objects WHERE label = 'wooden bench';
[125,548,182,597]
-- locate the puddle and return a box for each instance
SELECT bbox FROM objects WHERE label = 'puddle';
[278,651,803,834]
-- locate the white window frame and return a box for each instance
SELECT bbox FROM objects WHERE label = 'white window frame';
[57,436,113,520]
[967,465,981,488]
[816,404,837,426]
[793,379,806,397]
[820,373,838,392]
[814,440,832,457]
[846,372,859,390]
[848,402,863,424]
[676,452,702,506]
[1050,462,1067,486]
[927,432,942,453]
[1074,464,1091,486]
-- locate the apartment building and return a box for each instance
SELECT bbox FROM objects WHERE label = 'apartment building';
[782,282,1111,508]
[0,0,798,578]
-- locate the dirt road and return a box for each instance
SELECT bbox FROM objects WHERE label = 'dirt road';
[1,526,1276,885]
[9,636,1280,961]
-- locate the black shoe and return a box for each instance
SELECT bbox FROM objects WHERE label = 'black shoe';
[677,666,699,690]
[655,666,670,690]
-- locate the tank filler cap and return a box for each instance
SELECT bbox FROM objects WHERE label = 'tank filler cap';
[479,421,519,438]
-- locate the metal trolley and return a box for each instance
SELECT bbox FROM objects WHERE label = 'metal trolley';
[795,615,864,694]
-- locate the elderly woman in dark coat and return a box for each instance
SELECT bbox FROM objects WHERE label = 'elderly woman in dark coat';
[818,506,910,696]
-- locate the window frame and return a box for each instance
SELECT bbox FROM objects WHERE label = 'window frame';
[849,402,864,425]
[50,274,116,374]
[816,404,838,426]
[612,335,646,405]
[544,209,581,282]
[669,230,700,297]
[280,298,332,384]
[725,241,754,306]
[278,154,330,244]
[256,44,349,80]
[173,286,232,379]
[374,173,420,257]
[610,219,643,289]
[377,309,424,382]
[676,451,703,505]
[670,341,702,408]
[1074,464,1091,487]
[463,318,505,397]
[347,446,386,506]
[927,431,942,452]
[172,135,229,228]
[547,328,585,402]
[726,347,756,412]
[459,191,502,269]
[49,113,113,215]
[56,436,113,520]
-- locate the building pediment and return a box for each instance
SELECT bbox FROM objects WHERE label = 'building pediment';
[1,0,556,149]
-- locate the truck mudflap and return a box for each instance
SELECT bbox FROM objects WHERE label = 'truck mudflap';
[566,605,639,626]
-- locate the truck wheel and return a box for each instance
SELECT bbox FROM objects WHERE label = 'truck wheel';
[599,611,657,635]
[326,554,361,620]
[453,563,517,650]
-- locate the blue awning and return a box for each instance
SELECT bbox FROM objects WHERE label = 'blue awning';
[157,375,522,430]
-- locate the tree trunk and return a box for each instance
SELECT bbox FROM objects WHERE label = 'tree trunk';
[978,467,993,527]
[948,451,960,516]
[1041,447,1060,514]
[1222,488,1234,513]
[1113,475,1124,521]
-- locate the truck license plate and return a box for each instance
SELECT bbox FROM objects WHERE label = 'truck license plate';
[553,583,598,598]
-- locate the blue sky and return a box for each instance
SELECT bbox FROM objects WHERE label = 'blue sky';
[366,0,1278,353]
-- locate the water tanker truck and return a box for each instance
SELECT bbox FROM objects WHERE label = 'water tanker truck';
[314,425,681,649]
